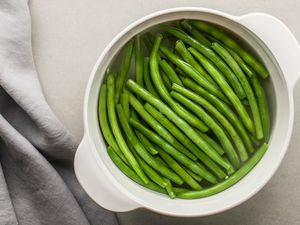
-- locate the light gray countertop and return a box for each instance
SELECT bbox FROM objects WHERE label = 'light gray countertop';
[29,1,300,224]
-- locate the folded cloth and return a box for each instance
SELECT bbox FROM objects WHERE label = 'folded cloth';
[0,0,119,224]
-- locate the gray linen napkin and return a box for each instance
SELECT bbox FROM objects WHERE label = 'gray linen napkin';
[0,0,119,224]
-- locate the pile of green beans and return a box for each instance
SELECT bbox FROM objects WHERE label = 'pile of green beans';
[98,20,270,199]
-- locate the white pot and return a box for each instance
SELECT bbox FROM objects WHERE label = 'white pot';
[74,7,300,217]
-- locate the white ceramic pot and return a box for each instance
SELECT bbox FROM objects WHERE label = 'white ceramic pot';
[74,7,300,217]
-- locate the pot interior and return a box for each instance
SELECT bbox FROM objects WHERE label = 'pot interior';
[86,9,290,216]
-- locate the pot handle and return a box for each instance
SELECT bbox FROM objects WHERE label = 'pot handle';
[236,13,300,89]
[74,135,140,212]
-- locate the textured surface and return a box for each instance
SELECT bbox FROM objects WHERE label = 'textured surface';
[0,1,118,224]
[29,0,300,224]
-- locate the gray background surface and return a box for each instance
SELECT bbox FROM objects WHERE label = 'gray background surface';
[29,1,300,224]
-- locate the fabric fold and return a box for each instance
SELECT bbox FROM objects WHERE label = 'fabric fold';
[0,0,119,224]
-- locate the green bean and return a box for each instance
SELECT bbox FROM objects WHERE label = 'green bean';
[144,103,227,179]
[115,40,134,103]
[172,84,248,161]
[250,75,270,142]
[195,161,219,180]
[143,57,159,97]
[143,34,153,53]
[160,25,246,99]
[126,80,233,171]
[174,40,219,88]
[130,144,167,188]
[182,77,254,153]
[200,157,227,179]
[194,161,213,175]
[163,178,176,199]
[185,167,203,182]
[132,110,155,156]
[139,130,158,155]
[211,42,246,82]
[250,134,261,146]
[128,107,159,155]
[173,187,189,195]
[161,70,172,91]
[134,35,143,88]
[146,32,212,84]
[155,155,168,167]
[159,59,183,85]
[170,91,240,169]
[129,118,217,184]
[98,84,128,164]
[180,20,211,47]
[107,146,167,194]
[158,42,229,104]
[222,155,231,164]
[178,143,269,199]
[203,33,218,42]
[220,156,234,175]
[188,48,255,134]
[129,94,197,160]
[131,107,158,155]
[156,147,202,190]
[176,20,186,31]
[207,35,255,78]
[116,104,183,185]
[175,67,186,77]
[107,75,148,183]
[120,90,130,119]
[212,42,263,140]
[150,34,208,132]
[224,45,255,78]
[204,33,254,78]
[144,103,208,157]
[191,20,268,78]
[136,130,159,155]
[129,104,139,119]
[195,131,224,156]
